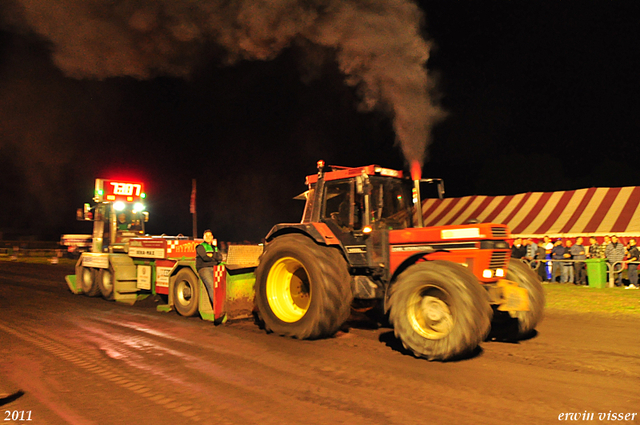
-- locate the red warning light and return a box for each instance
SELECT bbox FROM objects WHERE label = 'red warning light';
[410,161,422,181]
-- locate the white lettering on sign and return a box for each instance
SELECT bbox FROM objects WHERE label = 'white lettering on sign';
[128,248,165,259]
[137,265,151,290]
[156,267,172,287]
[82,253,109,268]
[110,182,141,196]
[391,245,434,253]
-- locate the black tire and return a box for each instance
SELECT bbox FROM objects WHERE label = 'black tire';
[98,267,115,301]
[255,234,353,339]
[79,266,100,297]
[173,269,200,317]
[504,259,545,337]
[389,261,492,361]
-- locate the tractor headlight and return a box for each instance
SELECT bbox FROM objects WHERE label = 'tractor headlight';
[495,268,505,277]
[482,269,493,278]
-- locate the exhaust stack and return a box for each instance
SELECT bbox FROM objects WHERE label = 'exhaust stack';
[411,161,424,228]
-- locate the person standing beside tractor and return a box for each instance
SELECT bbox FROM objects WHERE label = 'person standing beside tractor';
[196,229,223,306]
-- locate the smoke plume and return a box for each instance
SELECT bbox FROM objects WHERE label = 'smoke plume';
[2,0,442,165]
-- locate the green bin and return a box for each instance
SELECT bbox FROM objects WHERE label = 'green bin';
[585,258,607,288]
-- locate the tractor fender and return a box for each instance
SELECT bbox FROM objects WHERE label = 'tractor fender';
[265,223,342,247]
[384,249,450,313]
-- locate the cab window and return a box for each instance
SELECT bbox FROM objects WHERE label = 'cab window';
[323,181,363,231]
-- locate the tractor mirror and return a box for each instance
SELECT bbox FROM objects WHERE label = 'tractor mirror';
[437,181,445,200]
[78,204,93,221]
[356,174,372,195]
[420,178,445,200]
[142,211,149,222]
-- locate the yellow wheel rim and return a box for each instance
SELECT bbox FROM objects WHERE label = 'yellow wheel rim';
[266,257,311,322]
[406,285,454,340]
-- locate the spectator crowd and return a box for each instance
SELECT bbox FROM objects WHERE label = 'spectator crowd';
[510,236,640,289]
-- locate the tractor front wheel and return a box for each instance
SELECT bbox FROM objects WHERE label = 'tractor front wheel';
[504,259,545,338]
[255,234,352,339]
[389,261,492,361]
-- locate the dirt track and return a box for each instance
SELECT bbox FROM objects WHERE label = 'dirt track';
[0,261,638,425]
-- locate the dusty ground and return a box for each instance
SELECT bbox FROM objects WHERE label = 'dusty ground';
[0,261,638,425]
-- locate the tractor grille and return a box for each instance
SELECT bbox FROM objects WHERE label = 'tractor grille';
[491,227,508,238]
[489,251,509,269]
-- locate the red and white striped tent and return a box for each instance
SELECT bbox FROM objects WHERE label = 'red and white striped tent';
[421,187,640,239]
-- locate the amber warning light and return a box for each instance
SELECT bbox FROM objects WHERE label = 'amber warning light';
[94,179,145,203]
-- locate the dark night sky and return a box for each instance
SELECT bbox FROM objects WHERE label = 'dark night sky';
[0,1,638,242]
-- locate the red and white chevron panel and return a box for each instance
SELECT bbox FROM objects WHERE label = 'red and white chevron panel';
[421,187,640,238]
[213,265,225,289]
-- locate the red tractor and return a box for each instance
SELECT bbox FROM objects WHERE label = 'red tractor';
[254,161,544,361]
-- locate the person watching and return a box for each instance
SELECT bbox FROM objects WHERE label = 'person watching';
[571,237,587,286]
[626,239,639,289]
[605,235,625,287]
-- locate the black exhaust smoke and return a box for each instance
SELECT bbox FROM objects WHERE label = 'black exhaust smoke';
[3,0,443,166]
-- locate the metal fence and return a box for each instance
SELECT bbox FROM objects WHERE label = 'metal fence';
[522,258,631,288]
[0,247,63,258]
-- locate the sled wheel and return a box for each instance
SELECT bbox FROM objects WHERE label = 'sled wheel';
[173,269,200,317]
[79,266,100,297]
[98,267,115,301]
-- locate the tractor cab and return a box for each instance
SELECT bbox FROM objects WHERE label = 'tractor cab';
[302,161,443,236]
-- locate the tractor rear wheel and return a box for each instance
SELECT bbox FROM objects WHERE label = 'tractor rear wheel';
[173,269,200,317]
[98,267,115,301]
[389,261,492,361]
[255,234,352,339]
[504,259,545,338]
[79,266,100,297]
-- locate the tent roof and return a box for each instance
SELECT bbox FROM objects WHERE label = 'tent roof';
[421,187,640,238]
